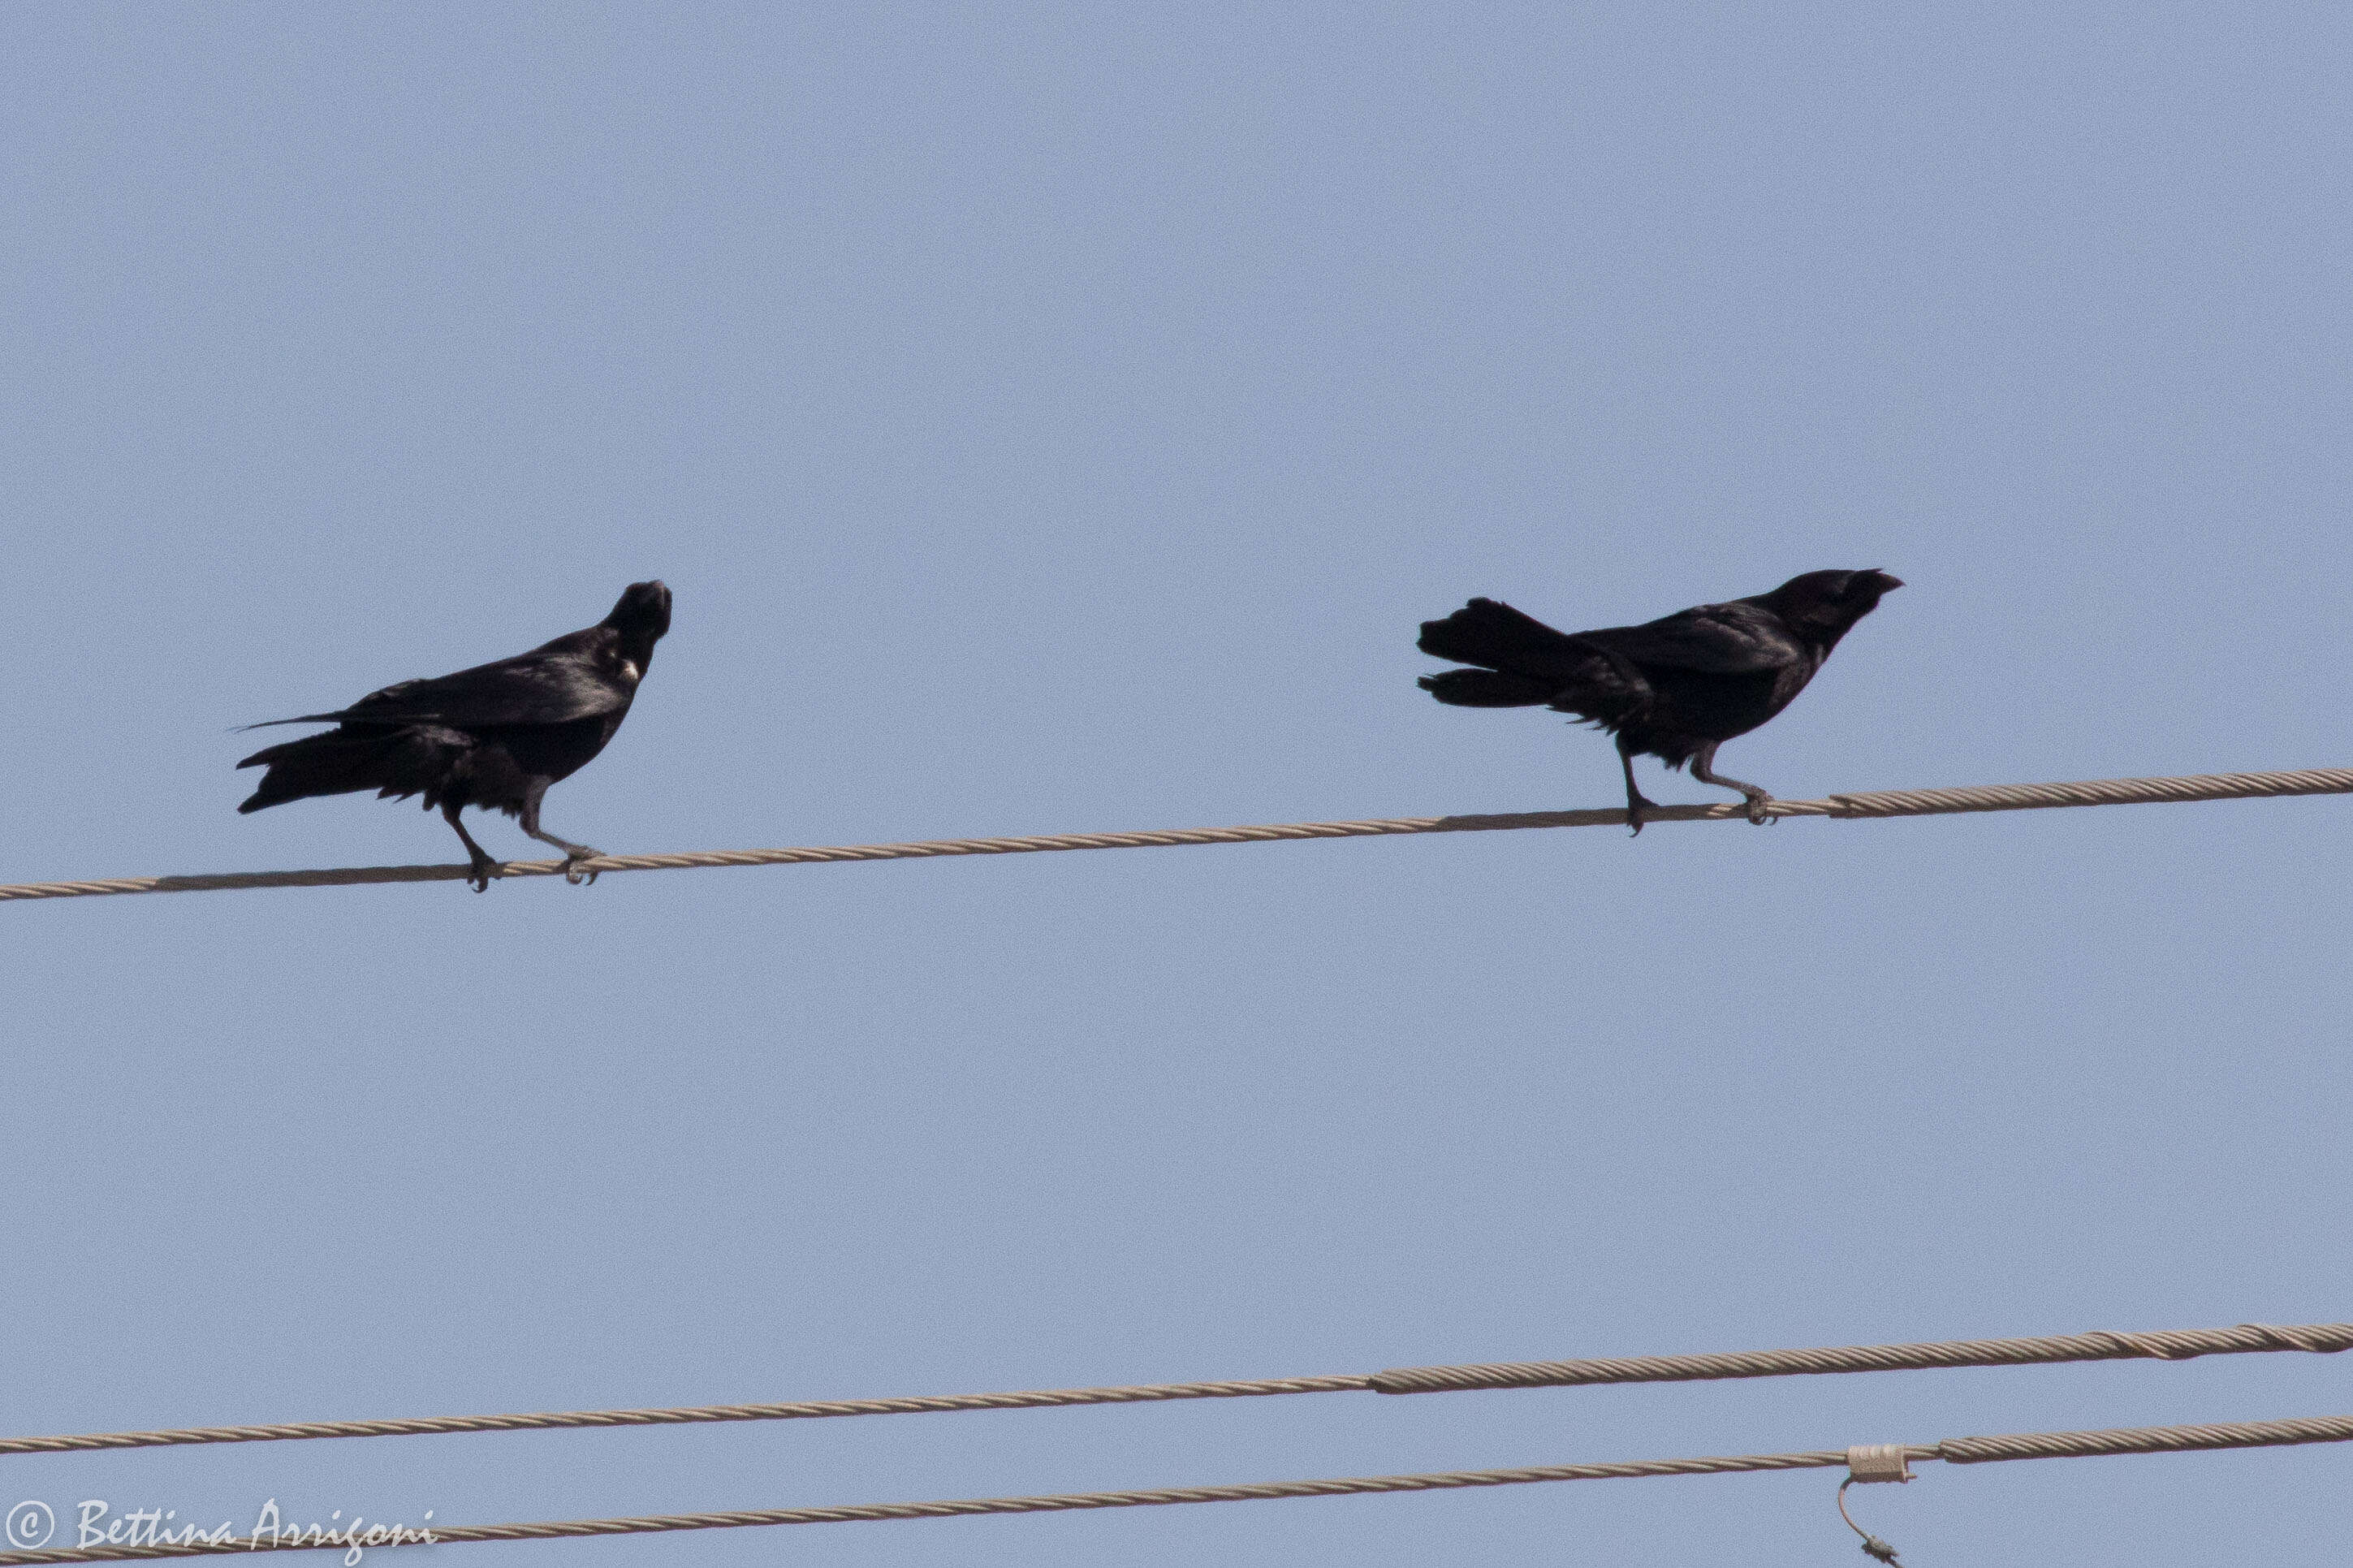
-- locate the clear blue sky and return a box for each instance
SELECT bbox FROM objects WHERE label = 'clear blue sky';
[3,5,2348,1563]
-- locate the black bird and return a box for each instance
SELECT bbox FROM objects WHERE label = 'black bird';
[1417,569,1900,832]
[238,581,674,889]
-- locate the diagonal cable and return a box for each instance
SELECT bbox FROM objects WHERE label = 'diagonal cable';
[2,1411,2350,1562]
[2,765,2348,903]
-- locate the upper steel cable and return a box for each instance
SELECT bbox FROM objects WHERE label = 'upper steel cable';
[3,1320,2342,1456]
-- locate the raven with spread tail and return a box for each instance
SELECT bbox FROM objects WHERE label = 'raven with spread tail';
[238,581,673,889]
[1417,570,1899,832]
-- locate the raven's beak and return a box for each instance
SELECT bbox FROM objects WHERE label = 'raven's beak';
[1862,570,1903,591]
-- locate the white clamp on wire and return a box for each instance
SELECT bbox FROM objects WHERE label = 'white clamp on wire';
[1838,1445,1914,1563]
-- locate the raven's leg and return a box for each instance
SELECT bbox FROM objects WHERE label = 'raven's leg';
[520,779,604,885]
[1690,742,1774,826]
[1617,738,1661,837]
[440,800,503,892]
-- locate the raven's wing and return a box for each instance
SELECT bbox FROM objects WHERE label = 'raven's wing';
[1576,602,1803,675]
[248,633,631,732]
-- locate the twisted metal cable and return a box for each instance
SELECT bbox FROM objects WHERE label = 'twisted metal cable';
[4,1413,2351,1562]
[2,766,2347,903]
[4,1320,2341,1458]
[1935,1411,2353,1463]
[0,1376,1376,1456]
[1365,1320,2353,1394]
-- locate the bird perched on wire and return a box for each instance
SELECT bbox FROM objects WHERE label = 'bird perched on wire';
[236,581,673,890]
[1416,569,1900,832]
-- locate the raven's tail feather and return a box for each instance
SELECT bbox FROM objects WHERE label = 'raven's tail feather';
[1416,670,1556,707]
[1417,597,1650,726]
[235,728,470,813]
[1418,598,1588,676]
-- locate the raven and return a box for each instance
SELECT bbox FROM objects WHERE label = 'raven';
[238,581,673,889]
[1417,569,1900,832]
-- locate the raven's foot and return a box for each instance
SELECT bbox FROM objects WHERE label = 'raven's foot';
[1626,793,1660,837]
[525,823,606,884]
[465,850,503,893]
[1742,789,1776,827]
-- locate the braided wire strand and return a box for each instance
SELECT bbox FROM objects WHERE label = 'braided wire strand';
[4,1321,2342,1458]
[0,1450,1859,1563]
[1935,1412,2353,1465]
[0,1376,1376,1456]
[2,764,2347,903]
[1366,1321,2353,1394]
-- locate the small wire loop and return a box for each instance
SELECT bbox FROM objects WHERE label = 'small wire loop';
[1838,1445,1912,1563]
[1837,1478,1905,1564]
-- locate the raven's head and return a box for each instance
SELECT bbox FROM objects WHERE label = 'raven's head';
[605,580,673,664]
[1758,569,1902,644]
